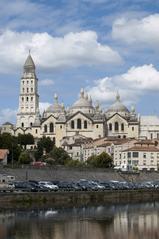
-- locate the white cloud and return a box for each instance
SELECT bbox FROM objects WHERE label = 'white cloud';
[87,64,159,105]
[39,79,54,86]
[0,30,122,73]
[0,108,17,125]
[0,102,51,125]
[112,14,159,47]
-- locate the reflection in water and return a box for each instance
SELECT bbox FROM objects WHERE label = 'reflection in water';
[0,202,159,239]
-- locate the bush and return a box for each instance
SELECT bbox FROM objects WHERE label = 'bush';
[49,146,71,165]
[18,151,32,164]
[86,152,113,168]
[65,159,85,167]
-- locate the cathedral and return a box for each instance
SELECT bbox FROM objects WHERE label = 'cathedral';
[2,53,159,146]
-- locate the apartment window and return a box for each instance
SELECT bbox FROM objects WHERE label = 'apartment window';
[26,97,29,102]
[132,127,134,131]
[31,88,33,92]
[128,152,131,158]
[35,129,38,134]
[96,125,99,128]
[143,153,146,158]
[60,125,62,129]
[31,97,33,101]
[27,88,29,93]
[30,122,32,127]
[151,153,154,159]
[21,123,24,127]
[132,152,139,158]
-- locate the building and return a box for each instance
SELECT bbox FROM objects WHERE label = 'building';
[121,140,159,171]
[2,53,159,165]
[0,149,9,165]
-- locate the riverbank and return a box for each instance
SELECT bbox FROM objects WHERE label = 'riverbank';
[0,189,159,209]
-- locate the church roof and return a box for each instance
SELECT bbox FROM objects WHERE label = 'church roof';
[71,88,93,110]
[45,94,64,113]
[24,53,35,69]
[107,92,129,114]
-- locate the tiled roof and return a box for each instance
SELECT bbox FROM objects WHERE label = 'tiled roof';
[123,146,159,152]
[0,149,9,160]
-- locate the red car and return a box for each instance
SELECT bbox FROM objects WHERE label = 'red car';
[31,161,47,167]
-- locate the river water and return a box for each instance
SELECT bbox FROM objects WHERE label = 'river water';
[1,202,159,239]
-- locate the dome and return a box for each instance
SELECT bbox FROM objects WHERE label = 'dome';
[70,88,94,114]
[45,94,65,115]
[106,93,130,118]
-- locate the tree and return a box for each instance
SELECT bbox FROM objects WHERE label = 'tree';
[34,137,54,160]
[17,133,34,149]
[19,151,32,164]
[86,152,113,168]
[49,146,71,165]
[0,133,21,163]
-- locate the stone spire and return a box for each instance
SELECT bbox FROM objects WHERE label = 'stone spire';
[24,52,35,73]
[54,93,58,104]
[116,91,120,102]
[16,53,40,128]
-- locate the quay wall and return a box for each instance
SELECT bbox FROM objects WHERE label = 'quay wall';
[0,190,159,208]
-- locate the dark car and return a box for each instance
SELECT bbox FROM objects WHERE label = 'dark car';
[14,181,38,192]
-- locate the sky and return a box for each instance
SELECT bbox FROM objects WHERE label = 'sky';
[1,0,159,124]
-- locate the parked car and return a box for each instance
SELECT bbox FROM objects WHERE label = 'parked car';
[38,181,58,191]
[31,161,47,167]
[13,181,38,192]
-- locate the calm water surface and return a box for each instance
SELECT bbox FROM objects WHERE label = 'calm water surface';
[0,202,159,239]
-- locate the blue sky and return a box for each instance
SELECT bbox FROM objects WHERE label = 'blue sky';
[1,0,159,124]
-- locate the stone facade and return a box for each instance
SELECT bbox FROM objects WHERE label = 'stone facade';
[2,54,159,151]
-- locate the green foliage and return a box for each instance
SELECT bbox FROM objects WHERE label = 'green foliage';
[65,159,85,167]
[17,133,34,149]
[18,151,32,164]
[0,133,21,162]
[49,146,71,165]
[86,152,113,168]
[34,137,54,160]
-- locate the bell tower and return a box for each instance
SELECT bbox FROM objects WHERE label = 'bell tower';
[16,53,40,128]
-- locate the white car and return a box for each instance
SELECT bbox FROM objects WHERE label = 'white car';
[39,181,58,191]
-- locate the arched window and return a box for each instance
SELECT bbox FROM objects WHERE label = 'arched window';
[44,124,47,133]
[50,123,54,132]
[84,120,87,129]
[30,122,32,127]
[77,118,81,129]
[115,122,119,131]
[26,97,29,102]
[21,122,24,127]
[121,123,124,131]
[71,120,74,129]
[22,97,24,102]
[109,123,112,131]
